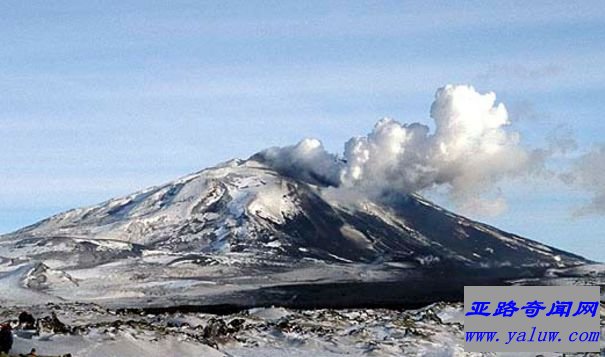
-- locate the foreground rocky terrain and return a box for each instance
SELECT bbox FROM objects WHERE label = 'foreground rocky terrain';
[0,302,602,357]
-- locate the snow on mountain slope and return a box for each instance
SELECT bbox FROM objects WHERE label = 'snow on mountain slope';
[5,158,585,266]
[0,158,592,307]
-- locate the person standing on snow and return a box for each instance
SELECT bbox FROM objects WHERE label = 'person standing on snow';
[0,324,13,354]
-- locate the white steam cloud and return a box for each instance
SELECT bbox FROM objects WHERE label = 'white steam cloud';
[257,138,342,186]
[256,84,543,214]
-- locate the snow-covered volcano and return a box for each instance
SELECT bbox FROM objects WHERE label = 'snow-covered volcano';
[0,158,594,308]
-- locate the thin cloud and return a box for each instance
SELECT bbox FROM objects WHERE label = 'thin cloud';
[476,64,564,82]
[564,145,605,216]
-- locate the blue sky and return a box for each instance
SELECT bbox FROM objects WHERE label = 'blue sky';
[1,1,604,260]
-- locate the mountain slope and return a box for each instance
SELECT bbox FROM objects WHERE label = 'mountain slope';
[0,158,592,308]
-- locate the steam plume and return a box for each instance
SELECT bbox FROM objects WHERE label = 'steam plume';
[256,85,542,213]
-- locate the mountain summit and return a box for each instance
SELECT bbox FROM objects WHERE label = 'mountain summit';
[0,158,592,309]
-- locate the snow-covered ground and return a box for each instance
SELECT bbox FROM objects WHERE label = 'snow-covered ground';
[0,302,602,357]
